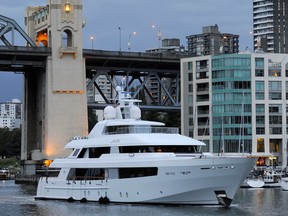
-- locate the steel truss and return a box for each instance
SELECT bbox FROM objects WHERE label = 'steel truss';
[0,14,36,47]
[86,69,180,110]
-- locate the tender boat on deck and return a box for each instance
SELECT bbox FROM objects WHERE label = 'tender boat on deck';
[35,86,257,207]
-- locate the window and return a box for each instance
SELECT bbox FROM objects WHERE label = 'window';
[67,168,105,180]
[188,61,193,70]
[268,60,281,77]
[62,29,73,48]
[269,104,282,113]
[269,116,282,124]
[269,92,282,100]
[233,81,251,89]
[188,73,193,81]
[256,116,265,124]
[255,81,264,91]
[119,145,198,153]
[269,127,282,134]
[269,139,280,153]
[255,58,264,67]
[119,167,158,179]
[256,104,265,113]
[189,106,193,115]
[269,81,281,90]
[196,60,209,70]
[256,92,265,100]
[188,95,193,105]
[257,138,265,152]
[256,127,265,134]
[189,84,193,92]
[89,147,110,158]
[255,69,264,77]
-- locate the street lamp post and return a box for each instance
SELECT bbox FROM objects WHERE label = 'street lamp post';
[152,25,162,51]
[90,36,94,50]
[128,32,136,51]
[118,27,122,52]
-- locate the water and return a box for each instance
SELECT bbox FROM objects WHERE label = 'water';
[0,180,287,216]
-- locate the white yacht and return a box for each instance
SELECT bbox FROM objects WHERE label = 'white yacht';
[35,86,257,207]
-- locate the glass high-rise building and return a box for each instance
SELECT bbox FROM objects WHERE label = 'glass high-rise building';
[253,0,288,53]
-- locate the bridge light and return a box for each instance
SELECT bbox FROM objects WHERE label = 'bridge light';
[65,2,71,13]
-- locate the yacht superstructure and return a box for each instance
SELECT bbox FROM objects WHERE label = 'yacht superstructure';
[35,86,257,207]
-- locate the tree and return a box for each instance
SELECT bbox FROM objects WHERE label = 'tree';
[142,110,181,128]
[6,128,21,157]
[0,128,21,159]
[0,128,10,158]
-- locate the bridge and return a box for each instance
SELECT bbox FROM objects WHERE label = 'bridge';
[0,46,182,109]
[0,1,183,173]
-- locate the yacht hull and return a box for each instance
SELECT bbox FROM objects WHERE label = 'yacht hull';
[35,156,256,207]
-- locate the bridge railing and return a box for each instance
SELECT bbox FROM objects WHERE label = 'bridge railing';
[0,45,51,53]
[83,49,188,59]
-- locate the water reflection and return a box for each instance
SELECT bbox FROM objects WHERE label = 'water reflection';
[1,180,288,216]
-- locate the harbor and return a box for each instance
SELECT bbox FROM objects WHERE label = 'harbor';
[1,180,287,216]
[1,0,288,214]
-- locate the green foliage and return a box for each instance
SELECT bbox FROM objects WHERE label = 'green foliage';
[0,158,20,170]
[0,128,21,159]
[142,111,181,128]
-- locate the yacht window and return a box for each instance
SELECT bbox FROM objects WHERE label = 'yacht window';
[66,168,105,180]
[119,145,197,153]
[77,148,87,158]
[119,167,158,179]
[89,147,110,158]
[105,125,178,134]
[72,149,80,156]
[105,126,127,134]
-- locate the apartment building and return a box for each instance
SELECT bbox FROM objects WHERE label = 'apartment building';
[181,52,288,166]
[186,25,239,56]
[0,99,22,129]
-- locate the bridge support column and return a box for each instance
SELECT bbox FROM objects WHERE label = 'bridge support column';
[23,0,88,162]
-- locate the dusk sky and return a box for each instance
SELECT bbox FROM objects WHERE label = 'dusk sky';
[0,0,252,102]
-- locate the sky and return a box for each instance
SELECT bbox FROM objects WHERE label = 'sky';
[0,0,253,102]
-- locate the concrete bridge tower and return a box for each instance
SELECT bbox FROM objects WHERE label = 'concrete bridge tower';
[23,0,87,168]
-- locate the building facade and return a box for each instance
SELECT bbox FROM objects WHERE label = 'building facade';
[253,0,288,53]
[186,25,239,56]
[181,52,288,167]
[0,99,22,129]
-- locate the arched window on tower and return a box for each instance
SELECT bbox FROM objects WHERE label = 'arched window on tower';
[62,29,73,48]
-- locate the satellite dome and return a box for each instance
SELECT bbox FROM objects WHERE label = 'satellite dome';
[116,86,122,92]
[130,106,141,120]
[104,106,116,120]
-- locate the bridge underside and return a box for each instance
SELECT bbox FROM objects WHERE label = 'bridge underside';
[84,49,181,111]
